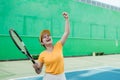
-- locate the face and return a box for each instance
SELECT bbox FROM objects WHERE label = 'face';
[41,34,52,45]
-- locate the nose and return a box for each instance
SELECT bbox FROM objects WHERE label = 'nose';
[46,35,50,39]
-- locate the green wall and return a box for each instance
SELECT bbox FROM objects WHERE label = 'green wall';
[1,0,120,60]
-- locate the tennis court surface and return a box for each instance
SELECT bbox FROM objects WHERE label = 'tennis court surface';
[9,66,120,80]
[0,54,120,80]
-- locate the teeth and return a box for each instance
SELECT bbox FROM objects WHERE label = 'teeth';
[47,39,50,42]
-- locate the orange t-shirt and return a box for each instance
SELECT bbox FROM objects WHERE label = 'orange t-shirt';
[38,41,64,74]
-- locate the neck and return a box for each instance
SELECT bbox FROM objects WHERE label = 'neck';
[45,44,53,52]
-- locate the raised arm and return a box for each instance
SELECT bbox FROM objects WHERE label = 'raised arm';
[60,12,70,45]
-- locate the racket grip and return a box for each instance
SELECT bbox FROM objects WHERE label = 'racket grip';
[31,59,36,64]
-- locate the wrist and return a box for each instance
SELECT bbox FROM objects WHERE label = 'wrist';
[65,17,69,20]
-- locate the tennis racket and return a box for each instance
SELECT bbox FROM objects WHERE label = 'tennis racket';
[9,29,35,64]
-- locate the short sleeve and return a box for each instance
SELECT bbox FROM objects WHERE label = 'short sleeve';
[38,52,44,63]
[55,41,62,49]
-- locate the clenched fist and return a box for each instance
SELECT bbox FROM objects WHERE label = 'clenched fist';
[62,12,69,19]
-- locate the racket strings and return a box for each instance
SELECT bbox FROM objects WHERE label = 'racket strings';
[11,31,26,53]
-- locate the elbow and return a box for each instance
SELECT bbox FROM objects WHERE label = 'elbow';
[65,32,69,36]
[36,71,41,74]
[35,68,42,74]
[67,31,70,35]
[36,70,41,74]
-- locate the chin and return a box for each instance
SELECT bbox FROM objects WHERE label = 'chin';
[47,41,52,45]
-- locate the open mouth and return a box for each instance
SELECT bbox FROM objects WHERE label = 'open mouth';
[46,39,51,42]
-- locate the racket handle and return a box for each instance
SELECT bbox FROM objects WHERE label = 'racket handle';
[31,59,36,64]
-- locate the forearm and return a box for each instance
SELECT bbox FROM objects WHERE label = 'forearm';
[64,18,70,35]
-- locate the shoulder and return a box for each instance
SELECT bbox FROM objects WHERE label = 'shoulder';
[38,51,46,63]
[54,41,62,48]
[39,51,46,57]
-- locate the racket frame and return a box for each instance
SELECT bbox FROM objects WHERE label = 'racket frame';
[9,29,35,64]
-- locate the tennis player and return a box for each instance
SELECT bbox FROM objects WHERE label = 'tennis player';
[33,12,70,80]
